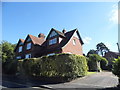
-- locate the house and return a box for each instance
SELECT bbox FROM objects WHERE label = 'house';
[14,28,84,59]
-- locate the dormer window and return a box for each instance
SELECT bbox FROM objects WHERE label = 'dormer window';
[49,31,57,38]
[27,42,31,50]
[49,38,57,45]
[18,46,22,52]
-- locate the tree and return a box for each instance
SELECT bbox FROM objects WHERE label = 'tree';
[87,49,97,57]
[1,40,17,74]
[96,42,109,57]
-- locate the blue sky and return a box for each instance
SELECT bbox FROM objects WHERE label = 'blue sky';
[2,2,118,54]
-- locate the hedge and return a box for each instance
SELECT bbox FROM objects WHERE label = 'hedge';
[18,53,88,81]
[87,54,108,71]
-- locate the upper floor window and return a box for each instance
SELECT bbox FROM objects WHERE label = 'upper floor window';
[26,43,31,50]
[25,54,31,59]
[73,39,76,45]
[19,42,23,45]
[49,31,57,38]
[18,46,22,52]
[27,38,31,42]
[49,38,57,45]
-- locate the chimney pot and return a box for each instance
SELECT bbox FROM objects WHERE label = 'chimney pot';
[62,29,66,34]
[38,33,45,38]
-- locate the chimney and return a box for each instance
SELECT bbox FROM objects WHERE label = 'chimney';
[62,29,66,34]
[38,33,45,38]
[117,43,120,53]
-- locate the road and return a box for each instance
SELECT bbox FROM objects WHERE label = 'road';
[44,71,119,89]
[1,71,119,89]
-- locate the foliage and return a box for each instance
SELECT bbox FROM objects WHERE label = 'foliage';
[1,40,17,74]
[100,57,108,70]
[112,57,120,78]
[87,49,97,57]
[96,42,109,56]
[18,54,88,80]
[87,54,108,71]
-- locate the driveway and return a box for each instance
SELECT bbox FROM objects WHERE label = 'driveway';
[44,71,119,89]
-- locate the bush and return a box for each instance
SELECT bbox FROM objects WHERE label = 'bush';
[112,57,120,86]
[18,54,88,81]
[2,59,18,74]
[112,57,120,78]
[100,57,108,70]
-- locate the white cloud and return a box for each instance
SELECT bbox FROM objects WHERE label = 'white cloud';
[83,37,92,44]
[109,4,118,24]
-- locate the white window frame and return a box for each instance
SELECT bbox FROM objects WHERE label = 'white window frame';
[26,43,31,50]
[18,46,22,52]
[49,38,57,45]
[16,56,21,59]
[25,54,31,59]
[73,39,76,45]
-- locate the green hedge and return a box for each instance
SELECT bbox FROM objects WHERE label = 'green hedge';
[18,54,88,80]
[112,57,120,78]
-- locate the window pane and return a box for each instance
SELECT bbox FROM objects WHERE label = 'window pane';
[19,46,22,52]
[27,43,31,50]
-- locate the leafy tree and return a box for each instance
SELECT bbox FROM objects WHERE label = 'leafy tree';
[87,49,97,57]
[96,42,109,56]
[1,40,17,74]
[2,41,16,63]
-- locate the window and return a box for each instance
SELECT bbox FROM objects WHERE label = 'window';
[49,38,57,45]
[25,54,31,59]
[47,53,55,56]
[16,56,21,59]
[26,43,31,50]
[49,31,57,38]
[19,42,23,45]
[27,38,31,42]
[73,39,76,45]
[18,46,22,52]
[59,37,62,43]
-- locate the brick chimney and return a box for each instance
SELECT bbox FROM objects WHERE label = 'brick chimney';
[38,33,45,38]
[62,29,66,34]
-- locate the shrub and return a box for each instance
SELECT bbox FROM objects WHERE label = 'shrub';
[87,54,101,71]
[18,54,88,80]
[112,57,120,86]
[112,57,120,78]
[100,57,108,70]
[2,59,18,74]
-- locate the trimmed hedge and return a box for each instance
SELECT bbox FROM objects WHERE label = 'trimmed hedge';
[18,53,88,81]
[87,54,108,71]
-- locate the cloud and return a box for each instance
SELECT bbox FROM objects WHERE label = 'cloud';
[83,37,92,44]
[109,4,118,24]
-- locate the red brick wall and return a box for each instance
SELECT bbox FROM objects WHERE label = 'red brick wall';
[62,36,83,55]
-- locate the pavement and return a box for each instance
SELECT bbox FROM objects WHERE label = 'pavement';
[1,71,120,89]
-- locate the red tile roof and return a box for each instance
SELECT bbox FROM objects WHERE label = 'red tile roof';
[19,39,25,43]
[28,34,45,45]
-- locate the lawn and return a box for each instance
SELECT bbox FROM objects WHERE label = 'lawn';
[87,72,97,75]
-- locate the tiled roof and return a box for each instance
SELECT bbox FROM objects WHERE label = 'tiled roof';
[20,39,25,43]
[28,34,45,45]
[52,28,65,37]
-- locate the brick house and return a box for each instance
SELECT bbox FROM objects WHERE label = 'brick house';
[14,28,84,59]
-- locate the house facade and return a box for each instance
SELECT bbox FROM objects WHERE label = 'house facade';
[14,28,84,59]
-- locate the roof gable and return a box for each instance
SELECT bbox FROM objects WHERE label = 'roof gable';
[46,28,65,40]
[14,39,25,52]
[24,34,45,45]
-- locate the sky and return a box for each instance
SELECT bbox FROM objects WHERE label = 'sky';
[2,2,118,54]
